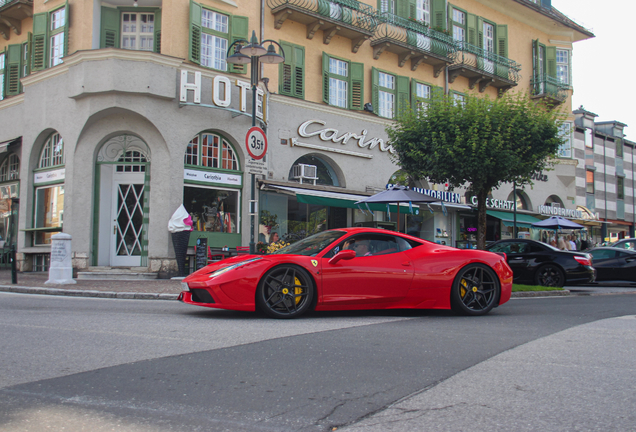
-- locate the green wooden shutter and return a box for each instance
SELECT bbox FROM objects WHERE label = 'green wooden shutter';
[397,0,409,19]
[371,67,379,115]
[410,79,418,110]
[63,0,69,58]
[546,46,556,78]
[293,44,305,99]
[6,44,21,95]
[0,49,5,100]
[409,0,416,21]
[431,85,444,99]
[32,12,48,71]
[154,9,162,53]
[229,15,248,74]
[279,41,293,96]
[476,16,483,49]
[322,52,330,104]
[189,0,202,64]
[496,24,507,58]
[466,13,476,46]
[396,75,410,118]
[100,7,120,48]
[350,61,364,110]
[432,0,446,29]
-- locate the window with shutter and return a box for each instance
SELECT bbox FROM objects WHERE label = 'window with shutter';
[49,6,66,67]
[372,68,407,119]
[323,53,364,110]
[5,44,21,96]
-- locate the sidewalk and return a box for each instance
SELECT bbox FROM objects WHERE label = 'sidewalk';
[0,271,183,300]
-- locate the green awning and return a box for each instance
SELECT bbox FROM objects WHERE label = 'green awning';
[486,210,542,228]
[296,193,404,213]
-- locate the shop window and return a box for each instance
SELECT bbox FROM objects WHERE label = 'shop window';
[34,184,64,245]
[0,154,19,182]
[289,155,340,187]
[39,132,64,168]
[185,133,238,170]
[0,184,18,245]
[184,186,238,233]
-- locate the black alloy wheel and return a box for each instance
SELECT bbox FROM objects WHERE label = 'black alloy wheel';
[451,264,500,316]
[534,264,565,287]
[257,265,314,319]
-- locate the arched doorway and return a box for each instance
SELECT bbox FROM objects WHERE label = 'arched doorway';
[95,135,150,267]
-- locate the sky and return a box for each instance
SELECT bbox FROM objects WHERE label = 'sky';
[549,0,634,138]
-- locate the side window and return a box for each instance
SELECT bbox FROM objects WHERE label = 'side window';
[327,234,400,257]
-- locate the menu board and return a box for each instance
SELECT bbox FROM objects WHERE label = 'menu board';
[195,237,208,271]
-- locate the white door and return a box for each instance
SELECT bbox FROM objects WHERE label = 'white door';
[110,172,145,266]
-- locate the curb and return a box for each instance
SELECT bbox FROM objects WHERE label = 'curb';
[0,285,179,300]
[511,290,570,298]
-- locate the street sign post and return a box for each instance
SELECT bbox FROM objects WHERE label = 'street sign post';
[246,126,267,160]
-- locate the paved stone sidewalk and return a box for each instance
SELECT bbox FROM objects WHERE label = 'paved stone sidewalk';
[0,271,183,300]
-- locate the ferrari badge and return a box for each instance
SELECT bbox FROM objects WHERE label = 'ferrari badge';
[311,260,318,267]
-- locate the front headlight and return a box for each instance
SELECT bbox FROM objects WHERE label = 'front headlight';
[181,282,190,291]
[209,257,263,278]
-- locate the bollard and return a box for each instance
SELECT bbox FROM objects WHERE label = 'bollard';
[11,244,17,284]
[45,233,76,285]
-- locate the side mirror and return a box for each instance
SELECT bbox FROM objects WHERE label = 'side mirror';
[328,249,356,265]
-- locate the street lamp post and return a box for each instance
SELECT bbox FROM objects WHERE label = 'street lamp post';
[227,31,285,254]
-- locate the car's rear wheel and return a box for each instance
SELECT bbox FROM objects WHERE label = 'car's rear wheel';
[534,264,565,287]
[257,265,314,319]
[451,264,500,316]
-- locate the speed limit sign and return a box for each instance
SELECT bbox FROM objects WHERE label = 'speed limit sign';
[245,126,268,160]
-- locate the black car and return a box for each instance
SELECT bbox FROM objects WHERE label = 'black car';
[588,247,636,282]
[485,239,595,287]
[608,238,636,251]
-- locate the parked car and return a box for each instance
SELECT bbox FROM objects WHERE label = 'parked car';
[587,247,636,282]
[608,238,636,251]
[485,239,595,287]
[179,228,513,318]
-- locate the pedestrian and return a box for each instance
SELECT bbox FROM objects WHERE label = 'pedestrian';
[569,235,577,251]
[557,236,568,250]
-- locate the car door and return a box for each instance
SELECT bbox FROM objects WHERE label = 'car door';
[489,241,532,283]
[616,251,636,281]
[320,233,414,306]
[589,249,620,281]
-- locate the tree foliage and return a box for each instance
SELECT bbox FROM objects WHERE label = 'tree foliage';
[387,92,565,249]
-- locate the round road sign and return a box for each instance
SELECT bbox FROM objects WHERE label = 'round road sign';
[245,126,268,160]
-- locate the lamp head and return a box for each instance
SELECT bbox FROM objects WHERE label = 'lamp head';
[260,44,285,64]
[240,30,267,57]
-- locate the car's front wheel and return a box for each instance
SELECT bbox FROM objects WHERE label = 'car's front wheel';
[450,264,500,316]
[256,265,314,319]
[534,264,565,287]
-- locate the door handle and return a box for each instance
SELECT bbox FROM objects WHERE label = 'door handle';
[113,225,117,235]
[402,261,411,266]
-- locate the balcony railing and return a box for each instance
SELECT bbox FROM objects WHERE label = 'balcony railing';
[530,74,569,104]
[268,0,378,51]
[371,12,458,72]
[449,42,521,92]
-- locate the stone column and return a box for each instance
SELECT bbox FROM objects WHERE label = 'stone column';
[45,233,76,285]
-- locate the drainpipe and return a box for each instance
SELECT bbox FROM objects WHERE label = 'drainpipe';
[260,0,265,79]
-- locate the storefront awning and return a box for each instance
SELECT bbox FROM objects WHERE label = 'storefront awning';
[266,185,470,213]
[486,210,542,228]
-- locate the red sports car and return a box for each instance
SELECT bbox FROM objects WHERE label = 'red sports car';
[178,228,513,318]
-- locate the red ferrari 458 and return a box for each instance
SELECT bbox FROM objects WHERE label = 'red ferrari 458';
[179,228,513,318]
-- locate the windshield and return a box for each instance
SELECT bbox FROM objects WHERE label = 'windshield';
[272,230,346,256]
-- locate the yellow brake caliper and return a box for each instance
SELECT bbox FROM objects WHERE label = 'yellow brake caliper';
[294,276,302,305]
[460,279,468,297]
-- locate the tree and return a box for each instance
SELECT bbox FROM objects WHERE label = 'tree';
[387,92,564,249]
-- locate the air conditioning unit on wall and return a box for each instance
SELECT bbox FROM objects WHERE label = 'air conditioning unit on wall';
[291,164,318,185]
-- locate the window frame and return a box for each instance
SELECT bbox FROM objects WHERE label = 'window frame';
[555,48,571,87]
[48,5,66,67]
[586,170,595,194]
[449,5,467,44]
[184,132,241,172]
[322,52,364,111]
[558,122,572,158]
[33,184,65,246]
[121,12,156,51]
[38,132,65,169]
[0,154,20,182]
[617,176,624,200]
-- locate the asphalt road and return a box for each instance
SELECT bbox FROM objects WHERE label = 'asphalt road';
[1,292,635,432]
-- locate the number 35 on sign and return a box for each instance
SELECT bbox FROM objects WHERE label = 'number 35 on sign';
[245,126,268,160]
